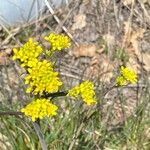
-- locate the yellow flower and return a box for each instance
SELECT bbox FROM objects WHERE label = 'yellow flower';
[44,33,71,54]
[116,66,137,86]
[68,80,97,105]
[116,76,127,86]
[25,60,62,95]
[13,38,42,67]
[21,98,58,121]
[120,66,137,83]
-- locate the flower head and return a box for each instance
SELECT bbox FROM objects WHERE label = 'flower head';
[21,98,58,121]
[116,76,127,86]
[120,66,137,83]
[44,33,71,53]
[25,60,62,95]
[116,66,137,86]
[13,38,42,67]
[68,80,97,105]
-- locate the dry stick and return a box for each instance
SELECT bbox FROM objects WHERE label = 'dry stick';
[0,23,21,46]
[123,3,149,27]
[43,91,68,99]
[0,111,22,116]
[55,5,73,33]
[113,0,120,28]
[1,14,53,46]
[55,0,80,33]
[122,0,135,49]
[44,0,79,47]
[138,0,150,25]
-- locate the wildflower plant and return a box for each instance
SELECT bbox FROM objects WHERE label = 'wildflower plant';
[0,31,142,150]
[25,60,62,95]
[21,98,58,122]
[44,33,71,56]
[116,66,137,86]
[68,81,97,105]
[12,33,137,123]
[13,38,42,67]
[12,33,97,122]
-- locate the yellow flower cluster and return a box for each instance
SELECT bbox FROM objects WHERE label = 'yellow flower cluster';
[13,38,42,67]
[21,98,58,122]
[44,33,71,52]
[116,66,137,86]
[68,81,97,105]
[25,60,62,95]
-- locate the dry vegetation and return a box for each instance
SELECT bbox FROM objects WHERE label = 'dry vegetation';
[0,0,150,149]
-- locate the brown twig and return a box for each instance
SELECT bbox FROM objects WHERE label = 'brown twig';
[44,0,79,47]
[0,111,23,116]
[43,91,68,99]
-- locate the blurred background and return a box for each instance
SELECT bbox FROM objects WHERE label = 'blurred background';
[0,0,70,26]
